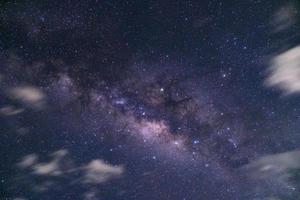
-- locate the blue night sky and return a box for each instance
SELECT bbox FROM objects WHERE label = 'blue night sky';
[1,0,300,200]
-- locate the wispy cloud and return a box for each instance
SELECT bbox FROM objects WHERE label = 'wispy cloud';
[271,3,298,32]
[0,105,24,116]
[265,46,300,95]
[8,86,47,110]
[32,150,69,176]
[16,149,125,196]
[240,150,300,197]
[241,150,300,179]
[82,159,124,184]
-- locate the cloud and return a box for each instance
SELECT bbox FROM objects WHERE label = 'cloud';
[16,149,125,195]
[0,105,24,116]
[32,150,69,176]
[265,46,300,95]
[239,150,300,198]
[271,4,298,33]
[8,86,47,110]
[82,159,124,184]
[18,154,38,168]
[240,150,300,179]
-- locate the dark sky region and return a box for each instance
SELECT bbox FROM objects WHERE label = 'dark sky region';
[0,0,300,200]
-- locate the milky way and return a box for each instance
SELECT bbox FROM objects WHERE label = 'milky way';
[1,1,300,200]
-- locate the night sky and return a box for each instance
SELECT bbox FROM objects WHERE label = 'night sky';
[1,0,300,200]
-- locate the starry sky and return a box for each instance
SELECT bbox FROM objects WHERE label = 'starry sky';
[1,0,300,200]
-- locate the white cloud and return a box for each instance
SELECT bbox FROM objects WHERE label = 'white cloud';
[8,86,46,109]
[82,159,124,184]
[265,46,300,95]
[32,150,68,176]
[18,150,69,176]
[18,154,38,168]
[17,150,124,185]
[241,150,300,179]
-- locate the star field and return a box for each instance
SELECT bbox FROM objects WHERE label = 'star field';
[1,0,300,200]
